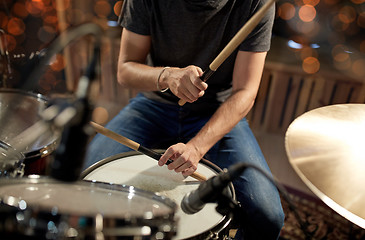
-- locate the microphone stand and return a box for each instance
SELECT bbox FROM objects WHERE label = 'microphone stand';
[50,45,100,182]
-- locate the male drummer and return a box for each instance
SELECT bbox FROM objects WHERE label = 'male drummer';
[85,0,284,239]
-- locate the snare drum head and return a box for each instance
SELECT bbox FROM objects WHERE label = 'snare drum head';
[0,176,177,239]
[82,152,233,240]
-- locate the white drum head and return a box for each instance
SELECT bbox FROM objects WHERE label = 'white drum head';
[82,152,232,239]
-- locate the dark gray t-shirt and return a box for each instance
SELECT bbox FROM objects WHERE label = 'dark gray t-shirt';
[120,0,275,113]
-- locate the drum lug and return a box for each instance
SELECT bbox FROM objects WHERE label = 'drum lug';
[206,231,220,240]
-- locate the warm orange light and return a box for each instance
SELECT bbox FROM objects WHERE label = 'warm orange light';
[52,0,70,11]
[25,0,44,16]
[50,54,66,72]
[300,46,318,60]
[12,2,29,18]
[302,57,320,74]
[351,0,365,4]
[332,45,352,71]
[334,52,350,62]
[92,107,110,125]
[303,0,320,6]
[114,1,123,17]
[357,11,365,28]
[338,6,357,24]
[0,13,8,29]
[360,40,365,53]
[332,44,349,58]
[94,0,111,18]
[352,59,365,77]
[278,3,295,21]
[324,0,341,5]
[299,5,316,22]
[7,18,26,36]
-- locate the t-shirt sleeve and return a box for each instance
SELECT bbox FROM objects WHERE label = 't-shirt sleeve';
[119,0,151,36]
[239,0,275,52]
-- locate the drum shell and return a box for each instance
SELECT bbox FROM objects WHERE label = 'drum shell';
[0,176,177,239]
[82,151,236,240]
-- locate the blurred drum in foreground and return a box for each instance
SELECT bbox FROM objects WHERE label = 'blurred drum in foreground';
[0,89,60,175]
[0,175,177,239]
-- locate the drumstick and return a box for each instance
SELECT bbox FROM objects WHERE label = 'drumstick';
[89,121,207,181]
[178,0,277,106]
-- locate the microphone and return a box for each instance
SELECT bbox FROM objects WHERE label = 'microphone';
[181,164,242,214]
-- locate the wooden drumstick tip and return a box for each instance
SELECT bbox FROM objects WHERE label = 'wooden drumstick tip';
[191,171,207,182]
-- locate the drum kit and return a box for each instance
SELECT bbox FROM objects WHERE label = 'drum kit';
[0,91,239,240]
[1,86,364,240]
[1,1,364,239]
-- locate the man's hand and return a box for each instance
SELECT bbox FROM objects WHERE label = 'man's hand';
[158,142,203,177]
[161,66,208,103]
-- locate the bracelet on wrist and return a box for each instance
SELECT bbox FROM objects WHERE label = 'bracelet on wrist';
[157,67,170,92]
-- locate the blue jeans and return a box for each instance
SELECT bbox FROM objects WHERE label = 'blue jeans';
[84,94,284,239]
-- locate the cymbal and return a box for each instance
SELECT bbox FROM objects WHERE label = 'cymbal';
[285,104,365,229]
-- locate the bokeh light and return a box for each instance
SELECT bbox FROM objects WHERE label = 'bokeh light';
[0,0,123,92]
[94,0,111,18]
[278,3,296,21]
[352,58,365,77]
[25,0,44,16]
[360,40,365,53]
[12,2,28,19]
[114,1,123,17]
[357,11,365,28]
[298,5,317,22]
[303,0,320,6]
[302,56,320,74]
[338,6,357,24]
[92,107,109,125]
[7,18,26,36]
[49,54,66,72]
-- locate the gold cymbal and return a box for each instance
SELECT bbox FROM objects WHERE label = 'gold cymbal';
[285,104,365,229]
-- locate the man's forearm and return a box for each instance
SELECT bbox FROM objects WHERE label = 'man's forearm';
[187,89,256,157]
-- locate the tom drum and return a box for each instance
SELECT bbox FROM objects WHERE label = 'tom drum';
[0,89,60,175]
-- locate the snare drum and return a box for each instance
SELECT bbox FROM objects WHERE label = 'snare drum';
[0,89,60,175]
[0,175,177,239]
[82,152,236,240]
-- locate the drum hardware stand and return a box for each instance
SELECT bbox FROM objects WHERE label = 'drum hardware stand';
[50,44,100,182]
[0,28,12,88]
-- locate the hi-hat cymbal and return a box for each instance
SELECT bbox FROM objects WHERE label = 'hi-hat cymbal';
[285,104,365,229]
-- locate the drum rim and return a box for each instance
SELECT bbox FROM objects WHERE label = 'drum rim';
[81,151,237,240]
[0,88,47,102]
[0,88,61,158]
[0,175,177,214]
[0,175,177,237]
